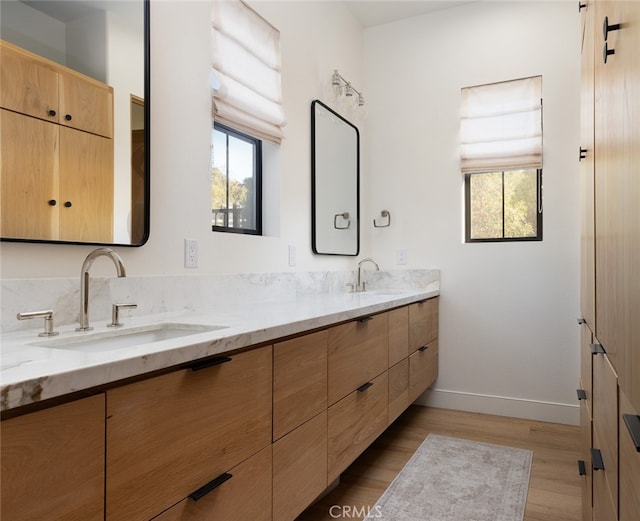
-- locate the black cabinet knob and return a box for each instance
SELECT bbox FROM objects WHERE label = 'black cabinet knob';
[603,42,615,63]
[65,114,73,121]
[64,201,72,208]
[48,199,57,206]
[48,109,56,117]
[603,16,621,41]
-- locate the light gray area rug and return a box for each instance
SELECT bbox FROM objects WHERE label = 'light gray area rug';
[365,434,533,521]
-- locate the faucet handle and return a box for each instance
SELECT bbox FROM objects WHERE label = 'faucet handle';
[108,303,138,328]
[17,310,59,337]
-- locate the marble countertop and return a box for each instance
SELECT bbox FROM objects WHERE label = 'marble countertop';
[0,288,438,411]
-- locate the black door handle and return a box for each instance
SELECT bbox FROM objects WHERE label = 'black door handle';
[188,473,233,501]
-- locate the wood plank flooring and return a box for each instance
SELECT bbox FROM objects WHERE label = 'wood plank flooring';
[297,406,582,521]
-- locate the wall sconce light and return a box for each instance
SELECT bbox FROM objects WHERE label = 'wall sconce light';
[332,69,365,108]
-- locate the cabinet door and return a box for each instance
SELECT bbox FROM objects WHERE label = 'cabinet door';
[328,371,388,483]
[594,0,640,411]
[328,313,388,405]
[388,306,409,367]
[592,430,617,521]
[579,323,593,417]
[151,445,272,521]
[388,358,409,424]
[106,347,272,521]
[592,350,618,518]
[409,297,439,354]
[409,339,438,403]
[273,411,328,521]
[1,394,105,521]
[58,72,113,138]
[273,330,327,440]
[579,0,596,328]
[58,126,114,242]
[0,41,59,122]
[1,109,58,240]
[619,389,640,521]
[579,398,593,521]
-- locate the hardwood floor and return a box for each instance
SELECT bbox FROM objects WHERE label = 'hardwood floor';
[297,406,582,521]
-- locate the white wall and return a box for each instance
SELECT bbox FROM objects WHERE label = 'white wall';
[363,0,581,423]
[0,0,365,278]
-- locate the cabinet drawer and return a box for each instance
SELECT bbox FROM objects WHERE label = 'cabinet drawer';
[409,297,439,354]
[619,389,640,521]
[409,340,438,403]
[592,350,618,516]
[328,313,388,405]
[273,330,327,440]
[388,306,409,367]
[1,394,105,521]
[388,358,409,424]
[273,411,328,521]
[328,371,388,482]
[151,445,272,521]
[106,347,272,521]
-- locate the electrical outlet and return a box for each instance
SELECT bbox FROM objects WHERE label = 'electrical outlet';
[396,249,407,266]
[288,244,296,267]
[184,239,198,268]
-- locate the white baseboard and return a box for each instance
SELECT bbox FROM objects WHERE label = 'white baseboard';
[414,388,580,426]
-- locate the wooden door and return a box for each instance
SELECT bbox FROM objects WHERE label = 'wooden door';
[0,109,58,239]
[0,40,59,122]
[58,126,114,242]
[409,297,439,354]
[1,394,105,521]
[59,71,113,138]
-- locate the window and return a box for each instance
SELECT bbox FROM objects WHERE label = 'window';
[460,76,543,243]
[465,169,542,242]
[211,122,262,235]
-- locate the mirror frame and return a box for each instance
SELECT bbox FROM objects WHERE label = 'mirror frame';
[311,99,360,256]
[1,0,150,247]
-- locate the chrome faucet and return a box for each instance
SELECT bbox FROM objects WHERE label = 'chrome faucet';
[355,257,380,292]
[77,248,126,331]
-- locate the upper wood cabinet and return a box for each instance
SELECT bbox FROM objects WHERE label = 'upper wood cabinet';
[409,297,439,354]
[0,394,105,521]
[0,40,113,138]
[618,389,640,521]
[328,313,389,406]
[106,347,273,521]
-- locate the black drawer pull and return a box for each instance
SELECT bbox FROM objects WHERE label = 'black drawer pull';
[590,343,605,355]
[357,316,373,323]
[578,460,586,476]
[622,414,640,452]
[418,345,429,352]
[357,382,373,393]
[577,318,586,325]
[188,356,232,371]
[189,472,233,501]
[577,389,587,401]
[591,448,605,471]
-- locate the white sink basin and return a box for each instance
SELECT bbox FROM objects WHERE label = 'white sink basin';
[32,323,226,353]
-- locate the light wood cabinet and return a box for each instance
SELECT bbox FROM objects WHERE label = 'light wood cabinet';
[328,313,388,405]
[328,371,389,483]
[388,306,409,366]
[106,347,272,521]
[0,394,105,521]
[151,445,272,521]
[409,297,439,354]
[619,389,640,521]
[0,39,114,242]
[388,358,409,424]
[273,412,328,521]
[409,339,438,404]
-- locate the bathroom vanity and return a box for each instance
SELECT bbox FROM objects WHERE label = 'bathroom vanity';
[0,287,439,521]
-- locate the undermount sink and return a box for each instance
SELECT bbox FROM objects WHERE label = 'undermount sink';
[32,323,226,353]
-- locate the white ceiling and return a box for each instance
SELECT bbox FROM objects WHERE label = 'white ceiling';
[344,1,476,27]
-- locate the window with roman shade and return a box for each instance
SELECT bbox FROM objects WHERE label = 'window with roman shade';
[460,76,543,242]
[460,76,542,173]
[211,0,286,144]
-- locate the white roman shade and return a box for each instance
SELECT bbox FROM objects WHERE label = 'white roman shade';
[212,0,286,143]
[460,76,542,173]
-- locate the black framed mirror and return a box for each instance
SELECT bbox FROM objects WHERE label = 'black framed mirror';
[311,100,360,256]
[0,0,150,246]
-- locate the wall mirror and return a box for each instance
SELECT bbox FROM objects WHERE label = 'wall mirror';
[311,100,359,256]
[0,0,150,246]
